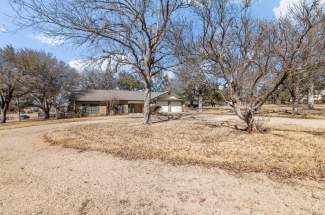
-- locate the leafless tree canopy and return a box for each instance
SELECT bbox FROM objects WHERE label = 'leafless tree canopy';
[0,46,80,122]
[188,0,325,132]
[23,50,80,119]
[0,46,26,123]
[8,0,325,131]
[11,0,187,124]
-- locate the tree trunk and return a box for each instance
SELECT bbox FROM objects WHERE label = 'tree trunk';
[0,91,13,123]
[244,110,256,133]
[43,110,50,120]
[307,79,314,109]
[16,97,21,121]
[233,103,258,133]
[232,103,257,133]
[292,96,299,115]
[0,105,8,123]
[143,85,151,124]
[292,79,300,115]
[43,99,50,120]
[198,94,203,112]
[189,99,194,108]
[55,108,60,119]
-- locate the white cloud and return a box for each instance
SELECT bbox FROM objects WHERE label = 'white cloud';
[274,0,325,18]
[69,59,89,72]
[0,24,7,33]
[68,58,116,72]
[35,33,65,46]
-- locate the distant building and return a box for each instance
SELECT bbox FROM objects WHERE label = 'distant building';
[315,89,325,102]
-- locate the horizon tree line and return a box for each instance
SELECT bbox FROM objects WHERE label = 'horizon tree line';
[0,46,172,123]
[0,46,80,123]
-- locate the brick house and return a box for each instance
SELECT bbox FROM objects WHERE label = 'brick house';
[70,90,184,116]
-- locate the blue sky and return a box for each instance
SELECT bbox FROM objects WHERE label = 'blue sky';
[0,0,291,70]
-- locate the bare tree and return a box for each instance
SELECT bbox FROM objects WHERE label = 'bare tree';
[194,0,324,132]
[53,66,80,118]
[305,18,325,109]
[22,50,79,119]
[81,68,116,90]
[117,71,145,91]
[170,21,211,111]
[0,46,29,123]
[11,0,186,124]
[283,73,303,114]
[108,93,120,115]
[176,61,208,111]
[283,7,325,113]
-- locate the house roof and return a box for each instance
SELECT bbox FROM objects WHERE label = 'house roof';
[151,93,183,102]
[71,89,169,102]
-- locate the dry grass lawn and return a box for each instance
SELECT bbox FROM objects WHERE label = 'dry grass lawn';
[45,117,325,180]
[0,116,109,130]
[202,104,325,119]
[260,104,325,119]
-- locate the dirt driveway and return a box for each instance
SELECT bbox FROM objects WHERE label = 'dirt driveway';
[0,116,324,215]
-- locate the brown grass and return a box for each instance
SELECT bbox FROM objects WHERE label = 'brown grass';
[260,104,325,119]
[45,117,325,180]
[202,104,325,119]
[0,116,109,131]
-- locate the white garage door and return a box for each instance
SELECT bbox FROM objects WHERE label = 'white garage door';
[157,101,169,112]
[171,102,182,112]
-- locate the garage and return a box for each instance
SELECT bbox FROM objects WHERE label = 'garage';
[170,102,182,112]
[157,101,169,112]
[155,93,183,113]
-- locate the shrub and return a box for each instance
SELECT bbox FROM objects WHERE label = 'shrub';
[150,104,161,114]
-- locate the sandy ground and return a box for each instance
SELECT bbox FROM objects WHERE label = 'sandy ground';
[0,116,325,215]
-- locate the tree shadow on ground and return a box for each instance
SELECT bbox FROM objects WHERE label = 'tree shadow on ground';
[273,128,325,137]
[151,113,184,124]
[200,120,246,132]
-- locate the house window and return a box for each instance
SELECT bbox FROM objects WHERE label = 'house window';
[115,104,124,114]
[80,104,99,114]
[128,104,143,113]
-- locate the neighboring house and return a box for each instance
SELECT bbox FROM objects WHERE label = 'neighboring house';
[302,89,325,103]
[315,89,325,102]
[70,90,184,115]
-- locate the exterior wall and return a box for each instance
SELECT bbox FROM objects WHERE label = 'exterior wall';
[157,101,183,113]
[128,103,143,113]
[135,104,144,113]
[123,104,128,113]
[74,98,183,116]
[75,100,138,116]
[75,101,107,116]
[99,104,107,115]
[170,102,182,112]
[157,101,169,112]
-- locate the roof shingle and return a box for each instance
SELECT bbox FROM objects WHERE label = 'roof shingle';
[71,90,167,102]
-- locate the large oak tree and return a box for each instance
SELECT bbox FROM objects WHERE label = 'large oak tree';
[0,46,30,123]
[11,0,186,124]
